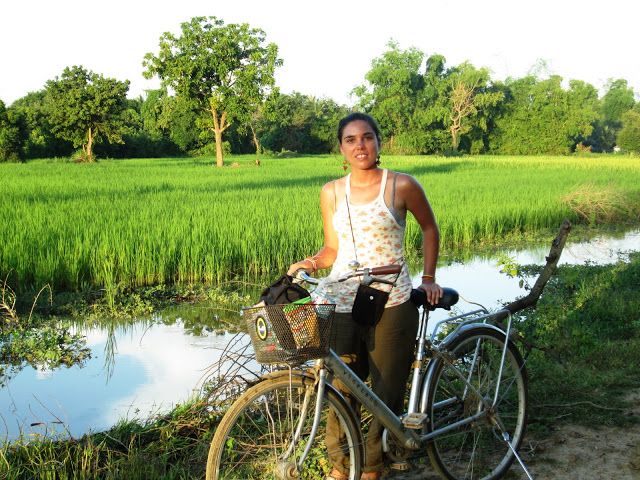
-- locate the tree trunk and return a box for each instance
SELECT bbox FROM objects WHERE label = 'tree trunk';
[450,127,459,150]
[214,128,224,167]
[82,127,95,163]
[250,123,261,157]
[210,106,229,167]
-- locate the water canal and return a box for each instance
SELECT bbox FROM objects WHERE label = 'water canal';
[1,229,638,441]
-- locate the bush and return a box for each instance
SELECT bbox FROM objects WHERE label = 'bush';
[561,183,638,224]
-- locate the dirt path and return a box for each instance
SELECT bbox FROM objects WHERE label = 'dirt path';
[516,389,640,479]
[383,390,640,479]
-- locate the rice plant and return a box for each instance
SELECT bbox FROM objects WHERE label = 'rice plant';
[1,154,639,293]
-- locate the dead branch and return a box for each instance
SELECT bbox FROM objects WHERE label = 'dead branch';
[492,219,572,325]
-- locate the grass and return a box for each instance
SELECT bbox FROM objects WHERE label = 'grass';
[0,396,216,479]
[1,154,639,298]
[520,251,640,432]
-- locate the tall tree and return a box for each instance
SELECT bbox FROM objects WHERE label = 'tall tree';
[445,63,504,152]
[408,54,451,154]
[352,41,425,148]
[143,16,281,167]
[44,66,130,162]
[602,79,636,126]
[601,79,636,151]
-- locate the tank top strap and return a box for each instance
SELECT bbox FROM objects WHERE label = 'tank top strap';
[345,173,352,199]
[377,169,388,202]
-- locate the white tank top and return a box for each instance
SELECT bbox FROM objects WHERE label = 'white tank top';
[312,169,412,313]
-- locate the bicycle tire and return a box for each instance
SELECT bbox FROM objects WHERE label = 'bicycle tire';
[206,373,364,480]
[425,326,528,480]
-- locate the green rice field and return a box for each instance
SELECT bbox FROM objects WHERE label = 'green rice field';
[1,154,639,292]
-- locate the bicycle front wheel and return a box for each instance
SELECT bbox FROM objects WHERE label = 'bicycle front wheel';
[206,373,364,480]
[425,326,528,480]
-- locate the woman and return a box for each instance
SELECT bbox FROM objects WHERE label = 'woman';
[288,112,442,480]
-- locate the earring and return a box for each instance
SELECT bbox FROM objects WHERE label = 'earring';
[342,158,348,171]
[376,155,381,166]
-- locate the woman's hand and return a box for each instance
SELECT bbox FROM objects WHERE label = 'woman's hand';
[419,281,443,306]
[287,259,315,277]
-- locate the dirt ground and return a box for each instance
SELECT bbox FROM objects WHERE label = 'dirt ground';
[383,390,640,480]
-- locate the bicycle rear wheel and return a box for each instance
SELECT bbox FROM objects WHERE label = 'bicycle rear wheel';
[206,373,364,480]
[425,326,528,480]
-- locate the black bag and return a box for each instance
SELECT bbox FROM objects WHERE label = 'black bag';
[260,274,310,305]
[255,275,311,352]
[351,283,390,327]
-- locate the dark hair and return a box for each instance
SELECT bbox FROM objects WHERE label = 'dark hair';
[337,112,382,144]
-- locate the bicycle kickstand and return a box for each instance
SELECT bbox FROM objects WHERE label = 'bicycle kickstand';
[501,431,534,480]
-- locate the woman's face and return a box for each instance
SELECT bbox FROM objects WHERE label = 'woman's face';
[339,120,380,170]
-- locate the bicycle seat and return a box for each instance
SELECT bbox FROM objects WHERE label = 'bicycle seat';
[410,287,459,311]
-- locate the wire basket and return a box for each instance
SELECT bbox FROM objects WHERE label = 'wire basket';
[242,303,335,365]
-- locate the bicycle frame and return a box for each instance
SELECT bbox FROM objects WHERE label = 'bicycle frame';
[293,307,517,470]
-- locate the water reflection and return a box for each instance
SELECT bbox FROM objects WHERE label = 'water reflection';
[0,321,237,441]
[1,229,637,441]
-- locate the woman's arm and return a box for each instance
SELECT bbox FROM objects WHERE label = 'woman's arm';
[396,173,443,304]
[287,180,339,275]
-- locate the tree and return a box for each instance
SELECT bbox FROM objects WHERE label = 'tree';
[407,54,451,154]
[259,92,347,154]
[44,66,130,162]
[143,16,281,167]
[445,63,504,152]
[600,79,636,151]
[353,41,425,148]
[602,79,636,126]
[10,90,73,159]
[0,100,22,162]
[490,75,598,154]
[617,106,640,153]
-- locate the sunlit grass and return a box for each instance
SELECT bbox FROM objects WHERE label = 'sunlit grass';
[1,154,639,292]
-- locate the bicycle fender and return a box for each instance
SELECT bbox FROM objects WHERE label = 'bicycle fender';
[441,322,508,349]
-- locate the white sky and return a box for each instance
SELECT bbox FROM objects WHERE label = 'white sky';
[1,0,638,107]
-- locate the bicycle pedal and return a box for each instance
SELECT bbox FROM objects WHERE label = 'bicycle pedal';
[402,412,428,429]
[390,461,410,471]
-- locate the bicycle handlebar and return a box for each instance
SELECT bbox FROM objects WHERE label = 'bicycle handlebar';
[295,264,402,286]
[295,266,460,310]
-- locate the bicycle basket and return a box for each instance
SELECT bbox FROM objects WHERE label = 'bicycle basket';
[242,303,335,365]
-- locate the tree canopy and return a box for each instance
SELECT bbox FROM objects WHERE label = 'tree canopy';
[0,100,22,162]
[1,35,638,161]
[44,66,130,162]
[618,105,640,153]
[143,16,282,167]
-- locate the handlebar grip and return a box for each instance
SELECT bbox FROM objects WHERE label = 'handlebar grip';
[294,270,319,285]
[369,265,402,275]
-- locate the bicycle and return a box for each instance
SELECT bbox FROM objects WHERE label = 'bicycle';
[206,264,532,480]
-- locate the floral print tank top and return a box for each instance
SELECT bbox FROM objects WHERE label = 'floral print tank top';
[311,169,412,313]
